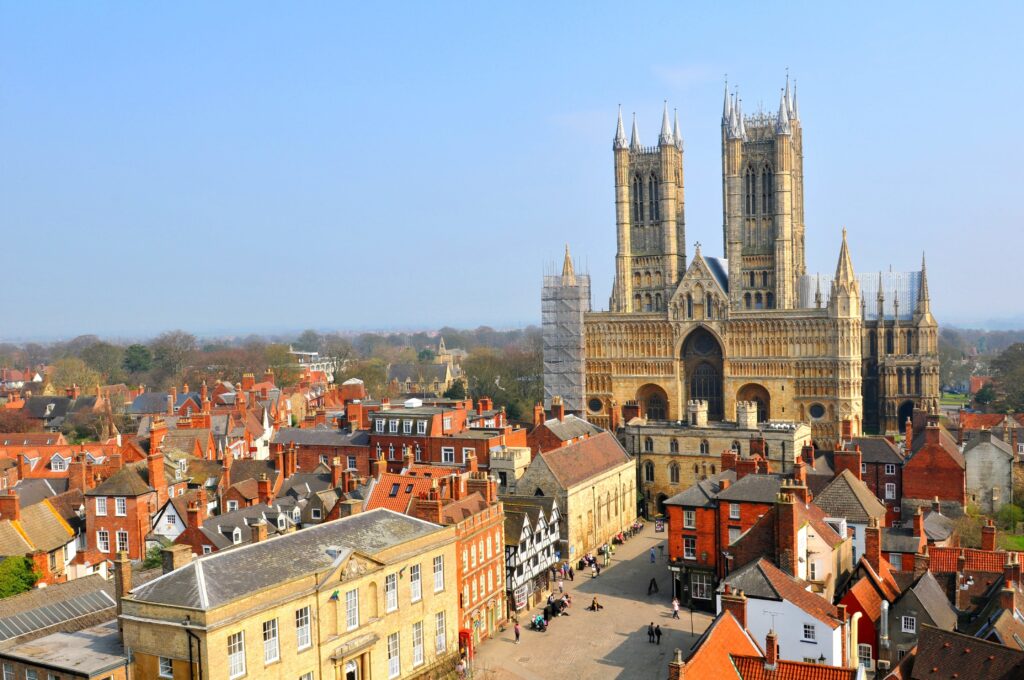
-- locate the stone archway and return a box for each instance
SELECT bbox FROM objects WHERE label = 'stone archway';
[682,327,724,420]
[897,400,915,431]
[656,493,669,516]
[636,383,669,421]
[737,383,771,422]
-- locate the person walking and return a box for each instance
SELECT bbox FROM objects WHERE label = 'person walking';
[650,548,656,563]
[568,566,574,581]
[647,622,655,643]
[558,579,564,594]
[672,598,680,619]
[595,563,602,577]
[655,625,663,645]
[514,621,521,644]
[591,563,597,578]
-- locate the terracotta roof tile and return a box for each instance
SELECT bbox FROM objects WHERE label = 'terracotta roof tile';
[906,624,1024,679]
[364,473,435,514]
[535,431,630,489]
[929,547,1023,574]
[679,611,760,677]
[731,656,857,679]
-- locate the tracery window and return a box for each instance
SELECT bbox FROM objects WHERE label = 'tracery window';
[761,164,773,214]
[744,165,756,215]
[632,175,644,222]
[648,174,660,221]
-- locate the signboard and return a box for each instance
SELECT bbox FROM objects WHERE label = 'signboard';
[655,519,665,533]
[514,583,528,610]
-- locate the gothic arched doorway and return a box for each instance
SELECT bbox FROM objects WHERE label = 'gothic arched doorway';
[636,384,669,421]
[737,383,771,422]
[897,400,915,432]
[683,328,724,420]
[656,493,669,516]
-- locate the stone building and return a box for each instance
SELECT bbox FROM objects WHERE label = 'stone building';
[544,81,939,445]
[964,429,1015,514]
[122,509,460,680]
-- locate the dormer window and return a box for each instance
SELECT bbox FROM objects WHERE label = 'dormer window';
[50,455,67,471]
[403,420,412,434]
[277,517,286,530]
[232,528,242,544]
[375,419,385,433]
[389,419,399,434]
[417,420,427,435]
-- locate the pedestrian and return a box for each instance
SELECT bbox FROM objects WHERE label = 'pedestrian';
[595,563,602,577]
[647,622,655,643]
[672,598,680,619]
[650,548,656,563]
[559,579,564,593]
[568,566,575,581]
[647,577,659,595]
[591,564,597,578]
[514,621,521,644]
[655,625,662,645]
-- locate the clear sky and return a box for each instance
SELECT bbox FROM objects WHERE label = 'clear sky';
[2,2,1022,340]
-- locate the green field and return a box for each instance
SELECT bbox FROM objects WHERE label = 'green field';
[1001,534,1024,551]
[940,392,970,407]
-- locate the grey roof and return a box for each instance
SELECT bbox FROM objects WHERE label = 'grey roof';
[0,573,114,643]
[851,437,904,464]
[387,363,449,383]
[271,427,370,448]
[11,477,68,508]
[813,469,887,523]
[798,270,922,320]
[22,396,70,421]
[127,392,170,414]
[227,459,279,486]
[923,509,956,542]
[963,432,1015,460]
[910,571,958,631]
[716,473,784,504]
[721,557,780,600]
[538,414,603,442]
[277,467,333,501]
[882,527,921,554]
[665,471,736,509]
[0,621,126,675]
[138,414,231,441]
[85,461,155,497]
[197,503,295,550]
[132,509,445,610]
[705,256,729,294]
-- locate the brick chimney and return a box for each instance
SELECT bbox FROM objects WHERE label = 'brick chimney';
[331,457,343,488]
[186,501,201,529]
[467,471,497,504]
[833,446,862,481]
[264,368,275,386]
[250,519,268,544]
[764,630,779,671]
[719,478,730,491]
[801,443,816,468]
[720,584,747,628]
[982,518,997,552]
[150,417,169,454]
[551,396,565,422]
[411,482,444,524]
[667,648,685,680]
[748,437,766,458]
[167,389,176,415]
[372,454,386,481]
[924,420,940,446]
[481,397,493,412]
[792,455,807,487]
[68,453,88,493]
[721,449,738,472]
[735,457,759,480]
[913,544,930,578]
[475,400,484,416]
[841,419,853,443]
[465,451,478,473]
[913,507,927,553]
[147,448,167,506]
[114,550,132,639]
[865,516,881,573]
[222,451,233,489]
[1004,553,1018,590]
[162,544,192,574]
[0,490,20,521]
[402,447,415,471]
[257,473,272,505]
[532,403,545,427]
[241,373,255,392]
[450,473,465,500]
[774,487,799,576]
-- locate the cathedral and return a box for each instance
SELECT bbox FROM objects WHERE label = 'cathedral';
[543,80,939,445]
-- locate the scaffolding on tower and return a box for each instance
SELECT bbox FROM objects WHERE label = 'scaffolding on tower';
[542,248,591,415]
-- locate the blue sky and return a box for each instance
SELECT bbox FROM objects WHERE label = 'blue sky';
[2,2,1022,339]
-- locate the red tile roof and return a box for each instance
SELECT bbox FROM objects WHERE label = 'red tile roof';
[364,472,435,513]
[679,611,761,678]
[754,558,844,629]
[904,624,1024,679]
[929,547,1023,574]
[536,431,631,489]
[959,413,1008,429]
[731,656,858,680]
[846,571,886,621]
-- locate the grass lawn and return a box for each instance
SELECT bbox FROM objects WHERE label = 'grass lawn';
[1000,534,1024,551]
[940,392,970,406]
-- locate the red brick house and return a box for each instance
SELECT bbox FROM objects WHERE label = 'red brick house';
[526,398,602,455]
[0,492,77,585]
[903,418,966,517]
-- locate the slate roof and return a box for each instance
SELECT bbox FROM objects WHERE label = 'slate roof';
[271,427,370,447]
[16,500,75,552]
[704,256,730,293]
[0,621,127,674]
[922,509,956,542]
[0,434,64,446]
[851,436,904,464]
[127,392,171,415]
[85,461,155,497]
[22,397,71,421]
[276,466,333,501]
[813,469,886,523]
[533,431,631,489]
[0,520,31,555]
[387,363,449,383]
[537,414,603,442]
[882,527,922,554]
[716,473,784,504]
[963,432,1015,460]
[196,503,295,550]
[907,571,958,631]
[11,477,68,508]
[227,459,279,486]
[722,558,843,628]
[664,471,736,509]
[133,509,445,610]
[903,624,1024,680]
[0,573,116,644]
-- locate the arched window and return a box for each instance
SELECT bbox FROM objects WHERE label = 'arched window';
[731,440,741,454]
[669,463,680,484]
[761,271,769,287]
[755,293,764,310]
[633,272,641,287]
[711,464,716,474]
[644,437,654,453]
[649,174,660,221]
[655,293,663,311]
[705,293,713,319]
[644,294,653,312]
[644,271,652,287]
[744,165,756,215]
[686,293,693,318]
[766,292,774,309]
[693,463,699,474]
[670,438,679,453]
[655,271,663,286]
[749,271,756,287]
[761,164,773,214]
[634,293,642,311]
[886,330,894,354]
[632,175,644,222]
[643,461,655,482]
[744,293,752,309]
[700,439,709,455]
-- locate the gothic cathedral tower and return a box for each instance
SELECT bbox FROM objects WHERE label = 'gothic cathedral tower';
[609,103,686,313]
[722,80,806,311]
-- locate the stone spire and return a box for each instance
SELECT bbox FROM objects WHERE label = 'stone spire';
[775,89,791,135]
[784,73,793,119]
[834,228,856,284]
[722,80,732,124]
[814,274,822,309]
[673,108,683,149]
[876,271,885,318]
[917,252,931,313]
[790,80,799,122]
[561,244,576,285]
[630,112,641,151]
[613,105,628,150]
[659,100,673,146]
[736,96,747,140]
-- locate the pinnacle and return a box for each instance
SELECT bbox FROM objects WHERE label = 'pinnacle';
[659,100,673,145]
[614,105,628,150]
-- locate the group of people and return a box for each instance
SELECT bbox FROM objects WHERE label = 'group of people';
[647,622,663,645]
[552,561,575,582]
[579,552,602,578]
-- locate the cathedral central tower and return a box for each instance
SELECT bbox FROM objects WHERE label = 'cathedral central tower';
[609,103,686,313]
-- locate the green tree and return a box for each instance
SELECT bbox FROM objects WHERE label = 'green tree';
[443,380,467,399]
[417,348,436,363]
[293,329,323,353]
[122,344,153,374]
[80,342,126,383]
[264,344,301,387]
[149,331,197,385]
[991,343,1024,412]
[0,556,40,598]
[996,503,1024,531]
[143,545,164,570]
[50,357,102,391]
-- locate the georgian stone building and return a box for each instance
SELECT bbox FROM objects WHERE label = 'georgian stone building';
[544,81,940,445]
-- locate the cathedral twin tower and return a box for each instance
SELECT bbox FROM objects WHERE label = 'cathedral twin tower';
[543,78,939,445]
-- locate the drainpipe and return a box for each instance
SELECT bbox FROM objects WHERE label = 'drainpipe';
[880,600,890,653]
[849,611,863,667]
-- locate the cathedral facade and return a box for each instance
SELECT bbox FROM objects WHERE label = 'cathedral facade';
[544,81,939,445]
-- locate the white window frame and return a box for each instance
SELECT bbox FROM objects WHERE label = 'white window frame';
[403,420,412,434]
[683,510,695,529]
[441,447,455,464]
[202,545,212,555]
[461,447,474,464]
[2,664,12,680]
[295,606,311,650]
[158,658,173,679]
[346,588,359,631]
[858,643,873,669]
[389,419,399,434]
[435,611,447,653]
[115,497,127,517]
[375,419,385,433]
[347,455,357,470]
[262,618,279,665]
[412,620,425,667]
[95,497,107,516]
[885,463,896,476]
[227,631,246,679]
[116,530,129,553]
[692,572,712,600]
[891,553,903,571]
[683,537,696,560]
[901,616,916,633]
[227,500,239,512]
[387,631,400,679]
[729,503,740,520]
[385,573,398,612]
[50,455,67,471]
[885,483,896,500]
[433,555,445,592]
[97,530,110,554]
[311,508,322,520]
[443,417,452,431]
[861,462,868,474]
[809,560,817,581]
[417,420,427,435]
[803,623,816,641]
[410,563,422,602]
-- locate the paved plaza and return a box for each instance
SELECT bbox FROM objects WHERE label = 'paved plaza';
[472,523,714,680]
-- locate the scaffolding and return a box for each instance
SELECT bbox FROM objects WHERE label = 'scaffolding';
[542,251,590,414]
